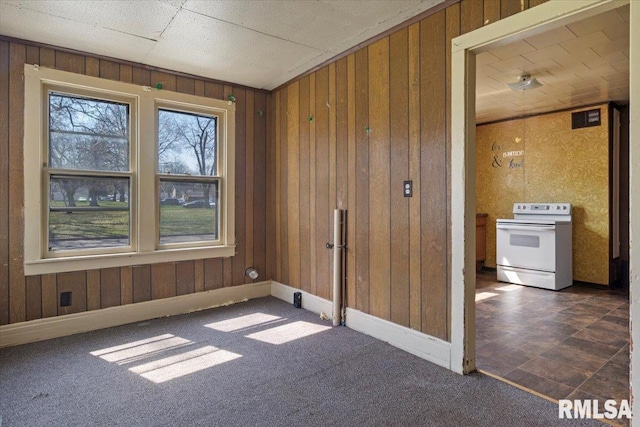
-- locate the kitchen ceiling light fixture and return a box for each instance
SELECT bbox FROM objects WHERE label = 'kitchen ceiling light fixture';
[507,74,542,91]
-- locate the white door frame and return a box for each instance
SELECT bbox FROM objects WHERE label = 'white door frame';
[450,0,637,417]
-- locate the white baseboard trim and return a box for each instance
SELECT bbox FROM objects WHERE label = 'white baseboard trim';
[0,281,271,348]
[2,279,452,371]
[345,307,451,369]
[270,281,333,316]
[269,281,451,369]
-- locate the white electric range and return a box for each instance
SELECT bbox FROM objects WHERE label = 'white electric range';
[496,203,573,290]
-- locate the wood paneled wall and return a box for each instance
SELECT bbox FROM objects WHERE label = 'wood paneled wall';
[0,40,268,324]
[269,0,543,341]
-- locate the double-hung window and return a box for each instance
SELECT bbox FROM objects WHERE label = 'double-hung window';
[24,65,235,275]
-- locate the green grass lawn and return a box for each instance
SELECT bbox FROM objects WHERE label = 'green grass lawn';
[48,202,217,242]
[160,205,217,237]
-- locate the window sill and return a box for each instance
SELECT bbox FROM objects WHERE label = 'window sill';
[24,245,236,276]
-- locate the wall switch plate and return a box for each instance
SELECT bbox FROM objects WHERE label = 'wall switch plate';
[403,181,413,197]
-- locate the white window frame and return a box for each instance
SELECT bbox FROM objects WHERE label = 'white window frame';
[24,65,236,275]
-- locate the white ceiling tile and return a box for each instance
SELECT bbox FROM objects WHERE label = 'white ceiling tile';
[521,44,567,64]
[566,7,625,37]
[476,52,502,67]
[2,0,179,40]
[553,48,600,67]
[487,56,534,74]
[560,30,611,53]
[0,3,156,62]
[488,40,536,60]
[525,26,576,50]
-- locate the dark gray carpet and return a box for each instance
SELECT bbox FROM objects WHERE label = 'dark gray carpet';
[0,296,601,426]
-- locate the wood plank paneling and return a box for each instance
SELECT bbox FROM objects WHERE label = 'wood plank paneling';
[132,67,150,86]
[120,266,133,305]
[232,88,247,286]
[354,48,370,313]
[176,76,195,95]
[205,82,224,100]
[150,70,176,92]
[133,265,151,303]
[120,64,133,83]
[408,23,422,331]
[41,274,57,318]
[176,261,195,296]
[39,48,55,68]
[26,45,39,65]
[223,85,234,287]
[483,0,501,26]
[245,90,255,281]
[501,0,524,19]
[328,62,337,300]
[346,54,357,310]
[253,92,267,280]
[445,0,461,341]
[0,41,9,325]
[287,81,301,289]
[57,271,87,315]
[9,43,25,323]
[298,76,311,293]
[25,275,41,321]
[368,38,391,320]
[315,67,330,300]
[274,91,282,280]
[194,259,205,292]
[99,59,119,81]
[528,0,548,7]
[265,94,277,280]
[100,267,121,308]
[389,29,410,327]
[86,270,101,310]
[86,57,99,77]
[204,258,223,291]
[461,0,484,34]
[279,88,289,285]
[420,11,448,340]
[55,51,85,74]
[308,75,317,295]
[151,263,176,300]
[336,58,348,209]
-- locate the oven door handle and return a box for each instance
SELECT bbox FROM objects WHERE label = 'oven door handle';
[496,224,556,232]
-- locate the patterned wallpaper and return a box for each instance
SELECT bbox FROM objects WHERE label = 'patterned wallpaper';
[476,104,610,285]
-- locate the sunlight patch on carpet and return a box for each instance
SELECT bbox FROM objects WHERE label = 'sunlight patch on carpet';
[245,321,331,345]
[129,345,242,383]
[90,334,192,364]
[204,312,282,332]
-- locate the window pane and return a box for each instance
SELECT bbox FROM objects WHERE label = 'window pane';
[49,176,130,251]
[49,93,129,172]
[159,180,219,244]
[158,109,217,176]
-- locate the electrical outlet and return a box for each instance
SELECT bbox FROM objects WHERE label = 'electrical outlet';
[403,181,413,197]
[60,291,72,307]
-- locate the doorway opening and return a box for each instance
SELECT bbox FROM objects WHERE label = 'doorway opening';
[450,0,633,409]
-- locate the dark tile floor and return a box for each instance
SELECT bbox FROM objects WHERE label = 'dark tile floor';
[475,270,629,405]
